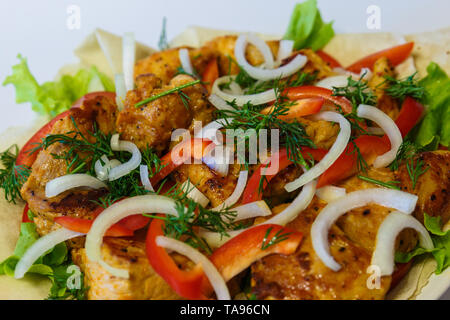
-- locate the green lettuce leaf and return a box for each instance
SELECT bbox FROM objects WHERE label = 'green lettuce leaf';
[0,222,86,299]
[3,54,114,118]
[283,0,334,51]
[395,214,450,274]
[412,63,450,148]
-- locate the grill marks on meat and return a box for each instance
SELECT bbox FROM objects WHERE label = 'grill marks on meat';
[251,198,391,300]
[20,95,117,236]
[116,74,214,154]
[71,238,181,300]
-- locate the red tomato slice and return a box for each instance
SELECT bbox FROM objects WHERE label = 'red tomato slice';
[22,204,31,223]
[283,86,353,114]
[54,216,133,237]
[346,42,414,73]
[201,58,219,94]
[316,50,342,68]
[146,216,206,300]
[260,97,325,120]
[16,91,116,169]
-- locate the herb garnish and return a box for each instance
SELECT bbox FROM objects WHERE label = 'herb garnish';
[158,17,169,51]
[357,175,401,190]
[383,72,425,102]
[0,144,30,203]
[332,74,376,111]
[135,79,201,108]
[261,226,292,250]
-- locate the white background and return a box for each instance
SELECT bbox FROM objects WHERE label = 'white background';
[0,0,449,299]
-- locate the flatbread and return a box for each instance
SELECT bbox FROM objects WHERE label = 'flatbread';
[1,26,449,300]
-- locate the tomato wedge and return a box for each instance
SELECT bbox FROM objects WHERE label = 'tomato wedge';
[16,91,116,169]
[201,58,219,94]
[316,50,342,68]
[146,216,206,300]
[346,42,414,74]
[260,97,325,120]
[54,216,133,237]
[150,138,214,186]
[283,86,353,114]
[241,147,327,204]
[201,224,303,295]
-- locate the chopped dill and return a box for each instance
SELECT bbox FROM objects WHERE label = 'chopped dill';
[332,73,376,111]
[0,144,31,203]
[158,17,169,51]
[383,72,425,101]
[261,226,292,250]
[357,175,401,190]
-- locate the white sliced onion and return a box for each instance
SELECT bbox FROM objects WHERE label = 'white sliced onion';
[114,73,126,111]
[14,228,83,279]
[110,133,120,150]
[212,76,276,106]
[285,112,351,192]
[139,165,154,192]
[181,180,210,207]
[371,211,433,276]
[202,144,232,176]
[276,40,294,65]
[332,67,372,81]
[108,137,142,181]
[45,174,107,198]
[156,236,230,300]
[85,195,180,278]
[95,155,110,181]
[178,48,194,75]
[232,200,272,221]
[316,186,346,203]
[234,34,307,81]
[201,179,317,248]
[228,82,243,95]
[357,104,402,168]
[208,94,235,111]
[213,171,248,211]
[311,188,418,271]
[123,32,135,91]
[315,75,349,90]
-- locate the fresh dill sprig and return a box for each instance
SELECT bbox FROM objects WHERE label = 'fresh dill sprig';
[349,140,369,174]
[158,17,169,51]
[332,74,376,110]
[135,79,201,108]
[145,197,244,254]
[216,81,315,168]
[0,144,30,203]
[388,140,419,171]
[261,226,292,250]
[357,175,401,190]
[383,72,425,101]
[407,157,429,190]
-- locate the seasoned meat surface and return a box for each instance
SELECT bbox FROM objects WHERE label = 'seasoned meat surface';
[72,237,181,300]
[20,95,117,236]
[368,57,400,120]
[134,46,217,84]
[251,198,391,300]
[395,150,450,224]
[116,74,214,154]
[173,162,241,208]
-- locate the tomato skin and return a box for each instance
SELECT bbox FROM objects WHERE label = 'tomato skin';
[241,147,327,204]
[316,50,342,68]
[146,217,206,300]
[283,86,353,114]
[22,204,31,223]
[346,42,414,73]
[16,92,116,169]
[201,58,219,94]
[54,216,133,237]
[150,138,213,186]
[261,97,325,120]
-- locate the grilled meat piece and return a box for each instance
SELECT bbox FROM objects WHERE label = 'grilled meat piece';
[134,46,217,84]
[71,237,181,300]
[251,198,391,300]
[20,95,117,236]
[395,150,450,225]
[368,57,400,120]
[173,162,241,208]
[116,74,214,154]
